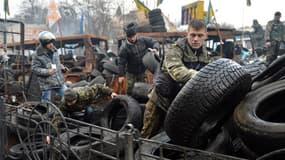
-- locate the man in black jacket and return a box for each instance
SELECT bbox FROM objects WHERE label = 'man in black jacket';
[118,22,160,95]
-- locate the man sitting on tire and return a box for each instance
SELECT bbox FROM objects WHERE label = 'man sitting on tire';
[141,19,215,138]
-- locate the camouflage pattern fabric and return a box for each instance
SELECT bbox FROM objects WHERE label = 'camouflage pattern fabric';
[141,87,167,139]
[54,84,112,131]
[58,84,112,113]
[126,72,147,95]
[265,20,285,42]
[161,38,212,83]
[141,38,214,138]
[265,20,285,64]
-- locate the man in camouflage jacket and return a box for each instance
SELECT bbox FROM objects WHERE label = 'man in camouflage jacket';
[265,11,285,64]
[118,22,160,95]
[141,19,214,138]
[49,84,116,143]
[59,84,116,116]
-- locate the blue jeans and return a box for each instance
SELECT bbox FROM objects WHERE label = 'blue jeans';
[41,85,67,102]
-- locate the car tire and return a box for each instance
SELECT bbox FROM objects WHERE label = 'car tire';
[101,95,143,131]
[234,79,285,155]
[165,58,251,148]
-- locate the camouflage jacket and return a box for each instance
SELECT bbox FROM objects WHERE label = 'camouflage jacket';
[265,20,285,42]
[118,37,160,76]
[58,84,112,113]
[161,38,212,83]
[153,38,213,104]
[32,45,65,90]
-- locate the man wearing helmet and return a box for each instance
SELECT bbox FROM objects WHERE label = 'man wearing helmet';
[32,31,67,102]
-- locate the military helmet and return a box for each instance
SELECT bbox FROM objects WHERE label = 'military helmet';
[38,31,56,46]
[124,22,137,37]
[64,88,78,102]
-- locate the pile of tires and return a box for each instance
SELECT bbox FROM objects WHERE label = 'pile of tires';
[164,58,252,149]
[148,9,167,32]
[234,79,285,156]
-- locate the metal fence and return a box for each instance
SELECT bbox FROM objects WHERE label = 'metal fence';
[0,101,246,160]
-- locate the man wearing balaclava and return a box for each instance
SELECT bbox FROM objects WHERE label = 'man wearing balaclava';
[118,22,160,95]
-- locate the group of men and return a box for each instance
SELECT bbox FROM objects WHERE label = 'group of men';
[252,11,285,64]
[32,10,285,139]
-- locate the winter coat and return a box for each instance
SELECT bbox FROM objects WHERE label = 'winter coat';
[32,45,65,91]
[118,36,160,76]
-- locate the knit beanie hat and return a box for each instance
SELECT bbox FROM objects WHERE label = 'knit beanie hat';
[64,88,78,102]
[124,22,137,37]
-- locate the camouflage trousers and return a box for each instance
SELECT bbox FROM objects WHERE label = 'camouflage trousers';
[126,72,147,95]
[141,87,170,139]
[266,40,280,64]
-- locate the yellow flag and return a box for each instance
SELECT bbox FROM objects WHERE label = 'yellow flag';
[134,0,150,17]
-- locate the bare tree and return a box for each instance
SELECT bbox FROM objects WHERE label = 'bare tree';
[75,0,113,37]
[14,0,47,24]
[58,1,81,35]
[12,0,121,39]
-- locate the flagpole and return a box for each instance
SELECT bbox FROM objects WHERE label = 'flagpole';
[212,17,223,56]
[58,19,64,56]
[3,1,8,97]
[207,0,223,56]
[4,5,7,53]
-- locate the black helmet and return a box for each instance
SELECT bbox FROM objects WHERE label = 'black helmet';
[124,22,137,37]
[38,31,56,46]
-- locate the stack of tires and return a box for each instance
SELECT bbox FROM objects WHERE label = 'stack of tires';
[148,9,167,32]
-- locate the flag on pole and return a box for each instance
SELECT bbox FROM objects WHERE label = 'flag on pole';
[133,0,150,17]
[157,0,163,6]
[79,12,85,34]
[246,0,251,6]
[4,0,9,15]
[46,0,61,29]
[205,0,215,24]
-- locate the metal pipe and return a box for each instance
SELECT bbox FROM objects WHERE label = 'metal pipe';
[0,97,7,160]
[124,124,135,160]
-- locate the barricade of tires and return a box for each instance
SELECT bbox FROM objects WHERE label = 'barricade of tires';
[148,9,167,33]
[161,56,285,159]
[4,55,285,159]
[135,9,167,34]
